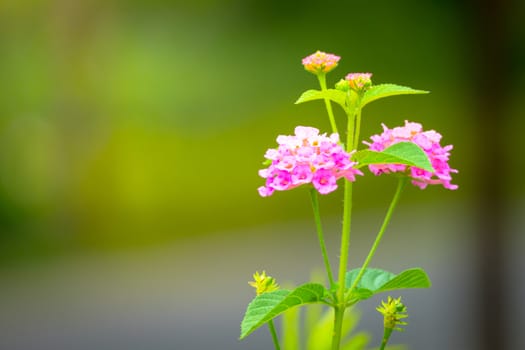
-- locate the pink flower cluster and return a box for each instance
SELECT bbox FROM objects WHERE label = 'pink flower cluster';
[302,51,341,74]
[364,121,458,190]
[346,73,373,91]
[258,126,362,197]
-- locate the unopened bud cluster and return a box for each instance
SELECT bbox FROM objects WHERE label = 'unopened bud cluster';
[248,271,279,296]
[376,296,408,331]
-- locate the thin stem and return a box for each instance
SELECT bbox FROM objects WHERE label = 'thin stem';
[344,91,363,151]
[337,181,353,293]
[348,178,407,295]
[379,328,394,350]
[268,320,281,350]
[317,73,339,134]
[331,99,360,350]
[353,101,362,149]
[331,178,353,350]
[309,188,335,287]
[346,105,355,152]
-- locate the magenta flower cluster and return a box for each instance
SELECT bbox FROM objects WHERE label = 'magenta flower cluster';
[301,51,341,74]
[364,121,458,190]
[258,126,362,197]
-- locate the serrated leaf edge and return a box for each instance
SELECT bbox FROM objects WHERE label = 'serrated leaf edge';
[361,83,429,108]
[240,283,326,339]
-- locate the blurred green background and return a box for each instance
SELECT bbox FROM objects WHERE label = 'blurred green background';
[0,0,523,349]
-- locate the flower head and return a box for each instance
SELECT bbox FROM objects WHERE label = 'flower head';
[248,271,279,296]
[364,120,458,190]
[377,296,408,331]
[302,51,341,74]
[258,126,362,197]
[345,73,373,92]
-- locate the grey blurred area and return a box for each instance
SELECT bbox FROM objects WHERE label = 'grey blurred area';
[1,201,523,349]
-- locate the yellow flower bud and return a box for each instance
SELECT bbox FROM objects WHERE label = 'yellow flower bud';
[248,271,279,296]
[376,296,408,331]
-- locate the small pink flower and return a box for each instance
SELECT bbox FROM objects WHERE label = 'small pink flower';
[270,170,293,191]
[345,73,373,92]
[291,165,314,185]
[313,169,337,194]
[258,126,362,197]
[302,51,341,74]
[258,186,274,197]
[364,120,458,190]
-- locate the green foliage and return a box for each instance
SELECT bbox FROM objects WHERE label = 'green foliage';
[243,45,443,349]
[240,283,327,339]
[282,301,407,350]
[295,89,347,110]
[280,301,371,350]
[345,268,431,302]
[281,303,408,350]
[240,268,429,341]
[295,84,428,115]
[360,84,429,108]
[307,308,370,350]
[353,142,435,172]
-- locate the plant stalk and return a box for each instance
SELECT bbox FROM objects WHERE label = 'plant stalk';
[331,97,362,350]
[310,188,335,287]
[348,177,407,295]
[379,328,394,350]
[353,101,363,148]
[317,73,338,134]
[268,320,281,350]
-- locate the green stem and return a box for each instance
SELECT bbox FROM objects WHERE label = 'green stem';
[379,328,394,350]
[346,104,355,152]
[309,188,335,287]
[353,102,362,149]
[331,98,361,350]
[344,91,363,151]
[331,305,345,350]
[317,73,339,134]
[348,178,407,295]
[268,320,281,350]
[331,178,353,350]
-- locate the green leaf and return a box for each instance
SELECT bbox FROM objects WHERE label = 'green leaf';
[353,142,434,172]
[361,84,429,108]
[345,268,431,301]
[377,268,432,293]
[346,268,396,292]
[295,89,322,104]
[240,283,327,339]
[295,89,347,109]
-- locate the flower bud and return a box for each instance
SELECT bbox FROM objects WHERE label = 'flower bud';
[376,296,408,331]
[302,51,341,74]
[248,271,279,295]
[345,73,373,92]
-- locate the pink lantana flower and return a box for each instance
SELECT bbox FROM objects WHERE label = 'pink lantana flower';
[258,126,362,197]
[364,121,458,190]
[302,51,341,74]
[345,73,373,92]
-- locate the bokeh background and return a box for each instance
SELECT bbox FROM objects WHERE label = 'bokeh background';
[0,0,524,349]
